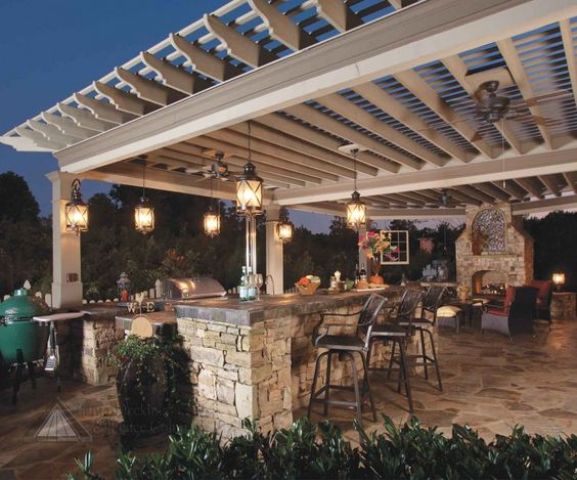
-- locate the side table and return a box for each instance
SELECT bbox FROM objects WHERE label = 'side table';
[551,292,576,320]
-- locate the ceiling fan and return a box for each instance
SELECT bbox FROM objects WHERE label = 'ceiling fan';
[414,80,570,142]
[185,151,239,182]
[467,80,569,141]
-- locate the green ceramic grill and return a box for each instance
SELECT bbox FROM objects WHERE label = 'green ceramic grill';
[0,289,48,364]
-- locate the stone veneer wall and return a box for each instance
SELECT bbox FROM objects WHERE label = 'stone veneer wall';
[176,295,430,439]
[54,309,124,385]
[456,203,534,290]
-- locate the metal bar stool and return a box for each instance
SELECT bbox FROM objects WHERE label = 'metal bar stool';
[307,294,386,427]
[366,288,423,413]
[398,285,445,391]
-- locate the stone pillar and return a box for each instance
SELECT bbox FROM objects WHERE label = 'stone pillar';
[47,171,83,308]
[265,206,284,295]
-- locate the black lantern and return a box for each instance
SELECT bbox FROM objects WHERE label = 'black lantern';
[276,219,293,243]
[346,191,366,229]
[236,121,263,216]
[65,178,88,234]
[134,159,155,234]
[135,197,155,234]
[203,207,221,237]
[345,149,366,229]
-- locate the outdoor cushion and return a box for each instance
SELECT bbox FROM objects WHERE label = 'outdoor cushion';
[529,280,552,305]
[437,306,461,317]
[504,286,516,308]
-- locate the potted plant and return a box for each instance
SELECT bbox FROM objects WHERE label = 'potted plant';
[112,334,190,440]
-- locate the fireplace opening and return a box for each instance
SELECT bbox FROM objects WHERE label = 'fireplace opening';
[472,270,507,296]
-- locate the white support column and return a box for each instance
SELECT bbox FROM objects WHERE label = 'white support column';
[265,206,284,295]
[47,171,83,308]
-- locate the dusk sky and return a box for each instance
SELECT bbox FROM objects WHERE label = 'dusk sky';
[0,0,341,233]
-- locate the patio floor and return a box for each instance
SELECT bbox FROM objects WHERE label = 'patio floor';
[1,319,577,479]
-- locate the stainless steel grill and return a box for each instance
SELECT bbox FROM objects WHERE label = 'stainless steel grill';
[164,277,226,300]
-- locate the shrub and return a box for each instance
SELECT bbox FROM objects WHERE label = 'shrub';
[68,416,577,480]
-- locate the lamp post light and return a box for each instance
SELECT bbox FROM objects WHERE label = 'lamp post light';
[65,179,89,234]
[552,272,566,291]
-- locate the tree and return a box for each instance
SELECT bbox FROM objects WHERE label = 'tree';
[0,171,40,223]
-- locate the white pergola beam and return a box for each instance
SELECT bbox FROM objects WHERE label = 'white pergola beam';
[370,207,466,219]
[56,0,577,173]
[496,38,554,149]
[353,82,474,162]
[86,163,238,200]
[41,112,95,140]
[314,0,362,32]
[73,93,137,125]
[274,143,577,204]
[178,137,331,183]
[206,129,357,178]
[255,113,400,173]
[394,69,495,158]
[249,0,315,51]
[441,54,529,156]
[140,51,209,95]
[57,103,115,132]
[317,93,447,167]
[286,104,423,170]
[229,122,378,176]
[169,33,244,82]
[94,81,157,116]
[115,67,187,106]
[204,14,276,68]
[512,195,577,215]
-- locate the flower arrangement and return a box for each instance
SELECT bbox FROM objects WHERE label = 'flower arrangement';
[295,275,321,295]
[358,231,399,260]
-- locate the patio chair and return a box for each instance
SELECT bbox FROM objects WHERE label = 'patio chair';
[481,286,538,337]
[308,293,386,426]
[398,285,445,391]
[529,280,553,322]
[366,288,424,413]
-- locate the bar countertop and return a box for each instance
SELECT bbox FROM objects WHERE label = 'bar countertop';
[174,289,391,326]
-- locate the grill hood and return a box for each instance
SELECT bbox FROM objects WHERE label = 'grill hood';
[165,277,226,300]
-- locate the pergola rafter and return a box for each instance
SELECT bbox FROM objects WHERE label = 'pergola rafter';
[3,0,577,221]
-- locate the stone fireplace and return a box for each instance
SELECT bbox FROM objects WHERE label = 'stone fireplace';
[456,203,534,294]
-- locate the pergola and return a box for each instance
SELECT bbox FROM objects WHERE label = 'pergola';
[3,0,577,307]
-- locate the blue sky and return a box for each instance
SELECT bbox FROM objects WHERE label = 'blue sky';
[0,0,338,232]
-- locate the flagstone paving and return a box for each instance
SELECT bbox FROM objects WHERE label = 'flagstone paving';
[1,319,577,479]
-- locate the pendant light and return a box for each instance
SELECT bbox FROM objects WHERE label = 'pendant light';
[346,148,366,229]
[65,178,89,234]
[236,121,263,216]
[203,177,221,237]
[134,159,155,234]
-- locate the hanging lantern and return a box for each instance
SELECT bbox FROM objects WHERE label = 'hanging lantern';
[65,178,89,234]
[135,197,155,234]
[276,219,293,243]
[134,158,155,234]
[203,207,221,237]
[345,148,365,229]
[346,191,366,229]
[236,162,263,216]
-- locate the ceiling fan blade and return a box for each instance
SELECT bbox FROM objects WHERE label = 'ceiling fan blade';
[470,130,483,142]
[523,90,573,107]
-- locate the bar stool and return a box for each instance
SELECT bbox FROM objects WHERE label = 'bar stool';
[366,288,423,413]
[307,294,386,426]
[399,285,445,391]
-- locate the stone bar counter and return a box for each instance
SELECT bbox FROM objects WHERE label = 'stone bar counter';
[175,291,390,438]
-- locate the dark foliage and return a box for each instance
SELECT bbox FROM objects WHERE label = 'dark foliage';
[68,417,577,479]
[524,212,577,290]
[0,172,50,295]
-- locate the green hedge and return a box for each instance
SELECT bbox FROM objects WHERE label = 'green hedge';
[69,417,577,480]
